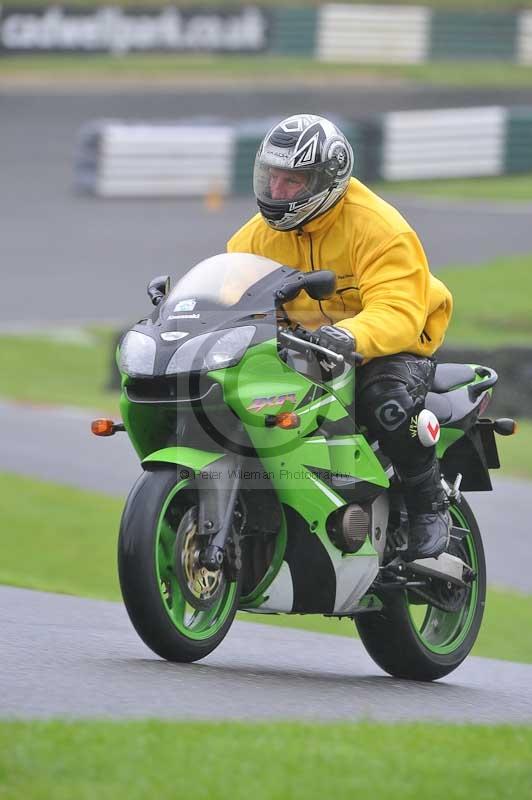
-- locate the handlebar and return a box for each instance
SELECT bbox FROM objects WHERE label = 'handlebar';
[278,328,363,366]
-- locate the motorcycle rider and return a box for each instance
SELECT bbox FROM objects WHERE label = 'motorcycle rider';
[227,114,453,562]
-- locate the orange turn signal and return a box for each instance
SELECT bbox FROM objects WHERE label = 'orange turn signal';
[91,419,116,437]
[275,412,300,430]
[493,418,518,436]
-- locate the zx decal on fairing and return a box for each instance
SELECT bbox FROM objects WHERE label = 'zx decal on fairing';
[247,393,297,412]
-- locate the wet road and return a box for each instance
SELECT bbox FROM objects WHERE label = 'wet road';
[2,585,532,722]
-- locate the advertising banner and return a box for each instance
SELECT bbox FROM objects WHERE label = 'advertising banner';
[0,5,270,54]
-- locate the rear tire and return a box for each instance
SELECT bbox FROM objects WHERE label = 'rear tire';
[355,496,486,681]
[118,468,241,663]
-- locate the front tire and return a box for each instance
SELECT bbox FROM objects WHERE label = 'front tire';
[355,496,486,681]
[118,468,241,663]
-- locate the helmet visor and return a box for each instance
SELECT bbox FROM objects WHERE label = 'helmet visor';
[253,158,334,210]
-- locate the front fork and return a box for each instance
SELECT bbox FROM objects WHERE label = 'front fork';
[196,453,243,574]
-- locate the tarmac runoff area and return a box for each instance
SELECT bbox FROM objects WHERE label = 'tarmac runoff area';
[1,584,532,722]
[2,88,532,327]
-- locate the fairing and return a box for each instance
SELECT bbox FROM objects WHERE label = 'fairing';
[118,254,496,616]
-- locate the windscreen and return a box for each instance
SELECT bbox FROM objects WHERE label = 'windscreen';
[163,252,284,311]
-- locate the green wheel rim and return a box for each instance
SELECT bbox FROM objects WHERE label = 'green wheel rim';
[155,479,238,641]
[407,505,480,655]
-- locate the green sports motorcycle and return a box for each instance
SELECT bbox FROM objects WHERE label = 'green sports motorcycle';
[102,252,515,681]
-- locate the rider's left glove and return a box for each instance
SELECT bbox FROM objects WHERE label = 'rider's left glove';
[311,325,355,357]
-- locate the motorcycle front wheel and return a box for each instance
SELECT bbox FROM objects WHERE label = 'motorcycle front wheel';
[355,496,486,681]
[118,468,241,663]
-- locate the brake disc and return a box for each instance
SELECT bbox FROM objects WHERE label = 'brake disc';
[174,507,225,610]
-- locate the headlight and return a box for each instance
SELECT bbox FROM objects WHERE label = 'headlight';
[118,331,156,377]
[165,326,255,375]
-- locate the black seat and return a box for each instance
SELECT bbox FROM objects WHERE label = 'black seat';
[432,363,476,394]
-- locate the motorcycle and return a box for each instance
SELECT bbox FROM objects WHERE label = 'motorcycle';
[93,252,515,681]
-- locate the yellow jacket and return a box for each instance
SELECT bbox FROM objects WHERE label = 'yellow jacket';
[227,178,453,361]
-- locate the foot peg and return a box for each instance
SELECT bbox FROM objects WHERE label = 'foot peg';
[449,525,469,541]
[407,552,470,587]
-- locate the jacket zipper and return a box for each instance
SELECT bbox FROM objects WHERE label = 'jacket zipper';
[308,232,333,325]
[337,285,359,313]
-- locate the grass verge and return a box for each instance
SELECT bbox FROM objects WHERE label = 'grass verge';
[486,419,532,480]
[375,174,532,202]
[1,471,531,664]
[2,55,532,89]
[1,721,531,800]
[0,326,119,414]
[0,472,122,601]
[440,254,532,348]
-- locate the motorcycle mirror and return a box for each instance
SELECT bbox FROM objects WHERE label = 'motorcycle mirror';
[275,270,337,305]
[304,270,337,300]
[147,275,170,306]
[275,274,306,305]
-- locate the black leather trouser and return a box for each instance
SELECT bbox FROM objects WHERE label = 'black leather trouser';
[355,353,437,479]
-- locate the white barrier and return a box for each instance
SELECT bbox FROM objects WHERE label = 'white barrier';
[77,122,235,197]
[317,4,430,64]
[517,10,532,65]
[381,107,507,181]
[75,105,529,196]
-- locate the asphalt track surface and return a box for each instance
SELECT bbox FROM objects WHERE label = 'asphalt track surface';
[2,585,532,722]
[2,89,532,328]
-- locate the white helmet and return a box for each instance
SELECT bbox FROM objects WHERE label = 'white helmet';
[253,113,354,232]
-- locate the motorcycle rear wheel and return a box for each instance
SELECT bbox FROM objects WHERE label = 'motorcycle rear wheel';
[355,496,486,681]
[118,468,241,663]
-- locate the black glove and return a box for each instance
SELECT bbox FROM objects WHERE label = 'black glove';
[311,325,355,358]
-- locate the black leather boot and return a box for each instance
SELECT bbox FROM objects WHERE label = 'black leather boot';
[401,461,451,562]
